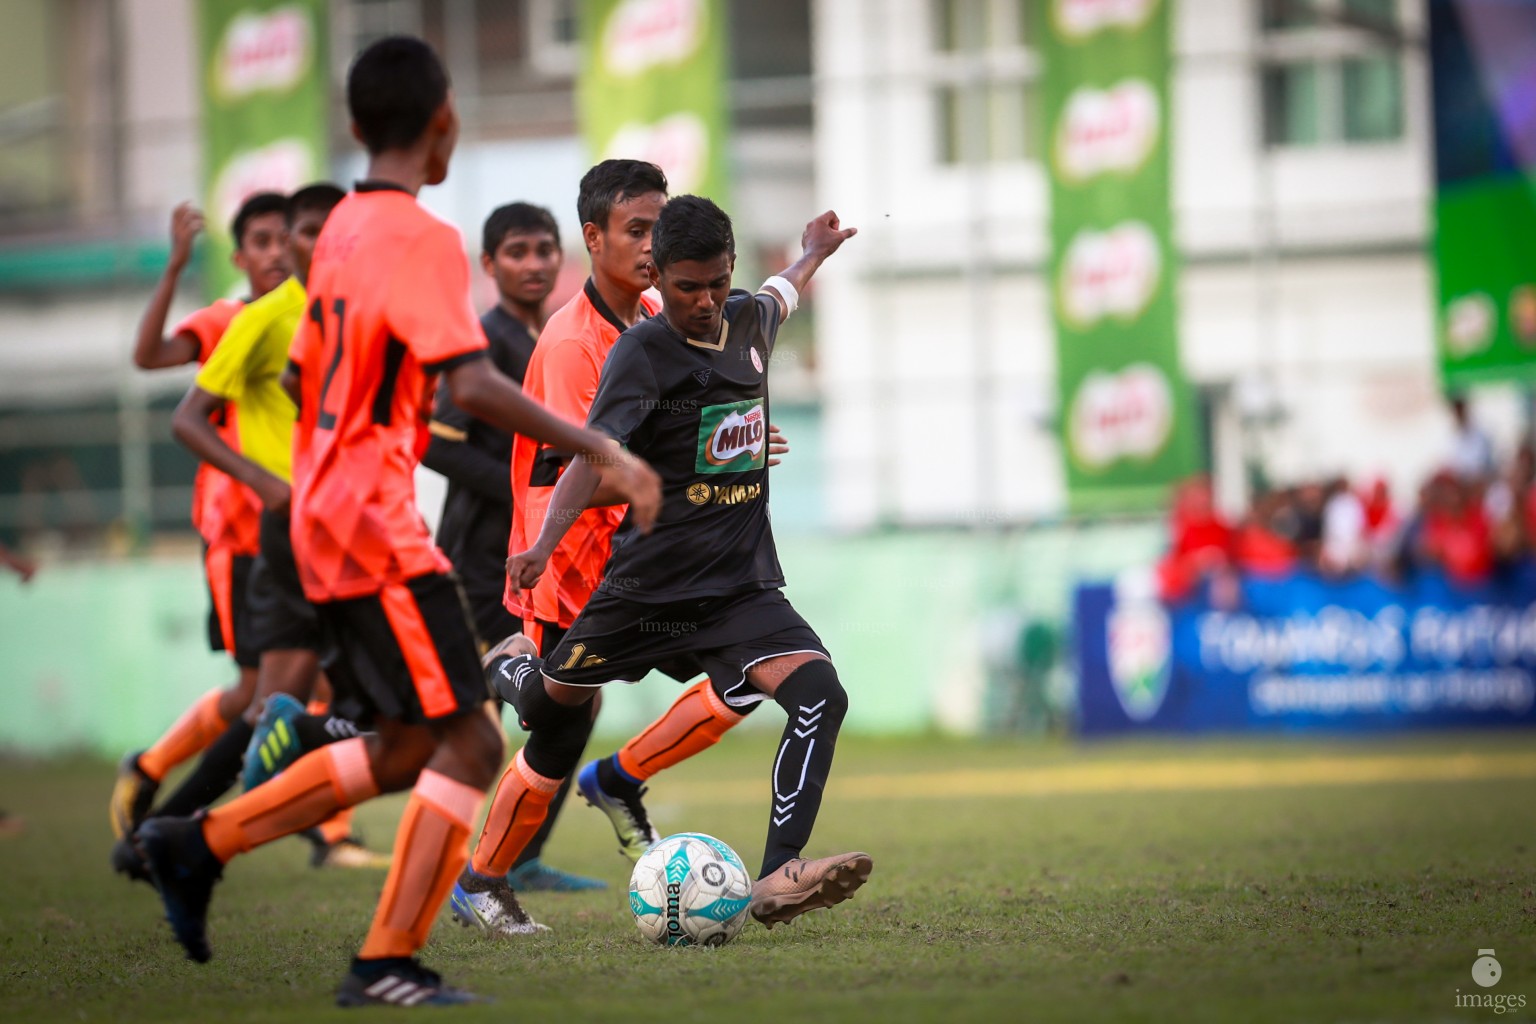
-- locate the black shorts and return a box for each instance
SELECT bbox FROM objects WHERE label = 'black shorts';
[247,508,321,655]
[522,618,567,659]
[543,588,828,708]
[316,572,491,726]
[204,543,258,669]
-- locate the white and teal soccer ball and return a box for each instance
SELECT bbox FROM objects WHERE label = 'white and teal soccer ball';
[629,832,753,947]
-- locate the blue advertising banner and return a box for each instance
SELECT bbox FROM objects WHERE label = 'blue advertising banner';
[1076,569,1536,734]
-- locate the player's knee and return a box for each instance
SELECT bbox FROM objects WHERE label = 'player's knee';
[487,653,544,708]
[367,729,437,793]
[774,659,847,724]
[519,680,594,780]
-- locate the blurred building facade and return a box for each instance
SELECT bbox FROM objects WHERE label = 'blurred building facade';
[813,0,1523,529]
[0,0,1513,553]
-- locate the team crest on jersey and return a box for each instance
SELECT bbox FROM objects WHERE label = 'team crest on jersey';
[750,348,763,373]
[693,369,712,387]
[695,399,766,474]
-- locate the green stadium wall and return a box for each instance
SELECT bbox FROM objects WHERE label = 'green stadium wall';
[0,525,1161,755]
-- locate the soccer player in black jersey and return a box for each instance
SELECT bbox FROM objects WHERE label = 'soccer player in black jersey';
[421,201,603,893]
[425,202,559,644]
[490,195,871,928]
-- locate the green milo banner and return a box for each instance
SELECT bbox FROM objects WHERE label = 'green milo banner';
[1428,0,1536,389]
[197,0,329,299]
[1043,0,1199,512]
[578,0,729,205]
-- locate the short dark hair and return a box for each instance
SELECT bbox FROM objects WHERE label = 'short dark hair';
[576,159,668,233]
[482,202,561,256]
[651,195,734,270]
[230,192,287,246]
[286,183,346,226]
[347,36,449,154]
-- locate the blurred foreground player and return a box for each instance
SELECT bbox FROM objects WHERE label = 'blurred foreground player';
[109,194,288,840]
[136,35,659,1007]
[489,196,871,933]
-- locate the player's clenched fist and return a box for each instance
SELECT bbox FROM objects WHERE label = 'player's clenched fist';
[168,202,206,271]
[801,210,857,263]
[505,548,549,596]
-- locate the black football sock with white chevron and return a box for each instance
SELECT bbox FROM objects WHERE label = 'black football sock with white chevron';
[760,659,848,878]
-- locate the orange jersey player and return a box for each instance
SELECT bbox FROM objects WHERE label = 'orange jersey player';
[136,35,659,1008]
[507,160,665,653]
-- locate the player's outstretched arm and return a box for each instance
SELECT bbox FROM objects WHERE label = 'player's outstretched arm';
[505,454,603,596]
[133,203,205,369]
[759,211,858,324]
[172,386,290,511]
[444,358,660,526]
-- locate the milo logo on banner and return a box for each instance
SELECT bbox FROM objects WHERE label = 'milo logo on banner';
[1059,221,1162,328]
[695,399,766,474]
[602,0,704,73]
[1054,0,1160,38]
[604,114,709,194]
[212,5,313,100]
[1055,80,1160,183]
[1068,364,1174,468]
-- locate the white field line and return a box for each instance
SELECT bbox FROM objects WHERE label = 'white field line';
[651,751,1536,806]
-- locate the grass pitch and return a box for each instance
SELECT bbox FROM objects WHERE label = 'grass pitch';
[3,730,1535,1023]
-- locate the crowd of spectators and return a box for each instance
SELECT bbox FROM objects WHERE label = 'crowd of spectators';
[1158,400,1536,601]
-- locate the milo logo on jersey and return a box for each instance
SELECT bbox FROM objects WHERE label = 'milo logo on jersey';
[695,399,766,474]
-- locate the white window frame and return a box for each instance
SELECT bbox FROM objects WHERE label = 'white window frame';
[1258,0,1407,149]
[526,0,579,78]
[926,0,1042,168]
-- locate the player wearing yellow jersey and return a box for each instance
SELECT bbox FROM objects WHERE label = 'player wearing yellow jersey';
[115,186,384,873]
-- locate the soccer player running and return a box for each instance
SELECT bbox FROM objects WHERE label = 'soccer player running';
[420,200,605,894]
[109,194,288,844]
[160,183,383,869]
[136,36,659,1007]
[492,195,871,931]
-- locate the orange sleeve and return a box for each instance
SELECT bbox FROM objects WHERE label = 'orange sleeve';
[385,223,488,371]
[173,300,241,364]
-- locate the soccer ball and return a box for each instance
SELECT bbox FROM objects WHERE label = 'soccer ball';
[629,832,753,947]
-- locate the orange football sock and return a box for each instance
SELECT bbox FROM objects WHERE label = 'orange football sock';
[468,749,562,878]
[201,736,378,863]
[301,699,357,846]
[318,807,355,846]
[138,689,230,782]
[616,678,746,781]
[358,769,484,959]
